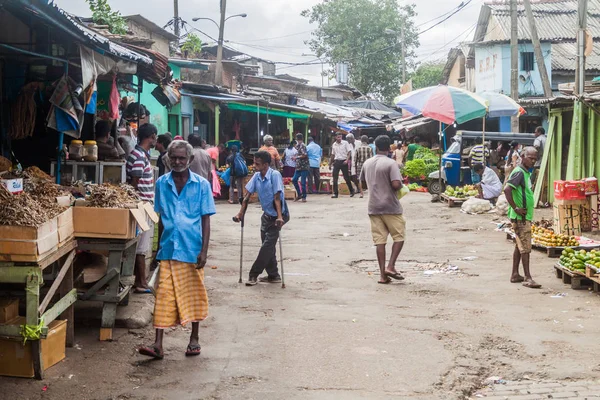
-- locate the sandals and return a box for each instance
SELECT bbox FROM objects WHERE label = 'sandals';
[185,343,202,356]
[522,281,542,289]
[378,278,392,284]
[139,346,164,360]
[385,271,405,281]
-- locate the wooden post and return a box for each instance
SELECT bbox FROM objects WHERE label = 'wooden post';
[523,0,553,97]
[510,0,520,132]
[575,0,588,95]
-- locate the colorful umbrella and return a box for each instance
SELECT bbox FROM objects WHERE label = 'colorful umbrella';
[395,85,488,125]
[479,91,525,118]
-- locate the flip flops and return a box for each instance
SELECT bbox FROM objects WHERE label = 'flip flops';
[138,346,164,360]
[385,271,405,281]
[522,281,542,289]
[378,278,392,284]
[133,287,152,294]
[185,344,202,356]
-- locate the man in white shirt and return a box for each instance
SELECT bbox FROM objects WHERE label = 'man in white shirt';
[329,134,354,198]
[474,163,503,200]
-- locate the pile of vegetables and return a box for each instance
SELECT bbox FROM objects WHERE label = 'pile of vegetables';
[532,226,579,247]
[407,183,428,192]
[461,197,492,214]
[403,147,439,181]
[444,185,478,198]
[559,248,600,272]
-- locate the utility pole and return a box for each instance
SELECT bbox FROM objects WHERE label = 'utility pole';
[523,0,552,97]
[575,0,588,95]
[215,0,227,86]
[510,0,519,132]
[401,26,406,84]
[173,0,180,44]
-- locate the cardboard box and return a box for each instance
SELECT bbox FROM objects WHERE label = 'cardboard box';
[554,180,566,200]
[564,180,586,200]
[553,202,583,236]
[0,218,59,260]
[590,194,599,232]
[0,318,66,378]
[57,208,74,244]
[585,177,599,196]
[0,177,23,194]
[73,202,155,239]
[284,185,296,200]
[0,299,19,324]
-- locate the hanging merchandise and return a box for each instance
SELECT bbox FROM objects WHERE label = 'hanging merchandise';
[9,82,42,140]
[109,75,120,120]
[46,75,84,138]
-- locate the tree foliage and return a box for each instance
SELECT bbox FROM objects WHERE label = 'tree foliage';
[410,61,445,90]
[86,0,127,35]
[302,0,418,101]
[181,34,203,58]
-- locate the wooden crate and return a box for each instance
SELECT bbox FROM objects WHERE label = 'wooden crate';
[554,264,593,290]
[553,199,586,236]
[441,193,466,207]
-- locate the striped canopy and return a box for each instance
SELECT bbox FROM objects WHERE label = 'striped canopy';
[479,91,526,118]
[395,85,488,125]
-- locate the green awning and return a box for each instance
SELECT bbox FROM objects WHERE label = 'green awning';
[226,102,311,120]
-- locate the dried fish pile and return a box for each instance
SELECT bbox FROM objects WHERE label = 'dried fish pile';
[87,183,139,208]
[0,185,65,227]
[23,166,53,181]
[24,178,67,200]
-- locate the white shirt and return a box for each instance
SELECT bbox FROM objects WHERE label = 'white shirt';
[331,140,352,161]
[481,167,503,199]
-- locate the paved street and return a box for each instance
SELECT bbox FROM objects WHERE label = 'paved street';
[3,193,600,400]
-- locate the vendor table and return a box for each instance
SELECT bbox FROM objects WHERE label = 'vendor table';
[0,239,77,379]
[76,237,138,341]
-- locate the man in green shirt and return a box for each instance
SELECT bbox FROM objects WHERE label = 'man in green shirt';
[504,147,540,289]
[406,137,421,161]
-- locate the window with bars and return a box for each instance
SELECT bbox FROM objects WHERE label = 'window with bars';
[521,52,535,72]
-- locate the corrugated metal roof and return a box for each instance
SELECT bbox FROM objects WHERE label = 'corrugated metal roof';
[476,0,600,42]
[552,42,600,71]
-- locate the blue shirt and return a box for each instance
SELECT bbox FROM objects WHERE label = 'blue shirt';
[154,171,216,264]
[369,143,376,156]
[306,142,323,168]
[245,169,289,217]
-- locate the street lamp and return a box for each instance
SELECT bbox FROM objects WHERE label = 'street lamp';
[385,27,406,83]
[192,3,247,86]
[302,53,326,87]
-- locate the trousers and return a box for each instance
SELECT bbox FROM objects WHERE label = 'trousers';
[332,159,354,196]
[292,169,309,199]
[229,176,245,203]
[307,167,320,193]
[249,213,290,279]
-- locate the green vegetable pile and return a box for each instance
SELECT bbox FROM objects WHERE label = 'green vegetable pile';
[402,148,439,181]
[407,183,421,191]
[559,248,600,272]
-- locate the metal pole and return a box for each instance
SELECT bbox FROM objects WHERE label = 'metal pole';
[215,0,227,86]
[400,26,406,84]
[438,121,443,194]
[321,61,324,88]
[576,0,588,95]
[173,0,180,44]
[523,0,552,97]
[510,0,519,132]
[257,101,260,147]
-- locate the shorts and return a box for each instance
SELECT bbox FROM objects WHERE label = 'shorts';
[369,214,406,245]
[512,220,532,254]
[136,220,155,255]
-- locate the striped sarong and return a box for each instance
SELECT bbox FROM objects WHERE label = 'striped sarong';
[153,260,209,329]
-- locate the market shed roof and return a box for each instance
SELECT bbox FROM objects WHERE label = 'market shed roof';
[552,42,600,72]
[474,0,600,43]
[2,0,153,65]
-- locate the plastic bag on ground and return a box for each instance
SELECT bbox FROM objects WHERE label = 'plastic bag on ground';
[496,194,508,215]
[461,197,492,214]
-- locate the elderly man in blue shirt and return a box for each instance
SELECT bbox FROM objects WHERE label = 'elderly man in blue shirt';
[306,136,323,194]
[234,150,290,286]
[139,140,216,360]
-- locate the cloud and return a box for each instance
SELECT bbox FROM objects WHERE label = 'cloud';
[56,0,482,86]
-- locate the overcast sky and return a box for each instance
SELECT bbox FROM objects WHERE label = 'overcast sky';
[56,0,483,86]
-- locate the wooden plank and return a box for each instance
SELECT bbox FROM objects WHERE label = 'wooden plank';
[0,267,42,283]
[32,339,43,380]
[99,327,113,341]
[0,324,47,339]
[40,289,77,326]
[26,274,39,327]
[79,269,118,300]
[59,253,75,347]
[38,250,75,314]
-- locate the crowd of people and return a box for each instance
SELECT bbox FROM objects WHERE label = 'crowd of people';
[114,119,545,359]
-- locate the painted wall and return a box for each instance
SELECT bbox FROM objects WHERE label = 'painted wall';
[120,64,182,136]
[475,42,552,97]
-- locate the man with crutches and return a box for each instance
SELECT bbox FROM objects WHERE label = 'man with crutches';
[233,150,289,287]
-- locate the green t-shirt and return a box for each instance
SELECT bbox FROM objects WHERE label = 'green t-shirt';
[406,144,421,161]
[506,166,534,221]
